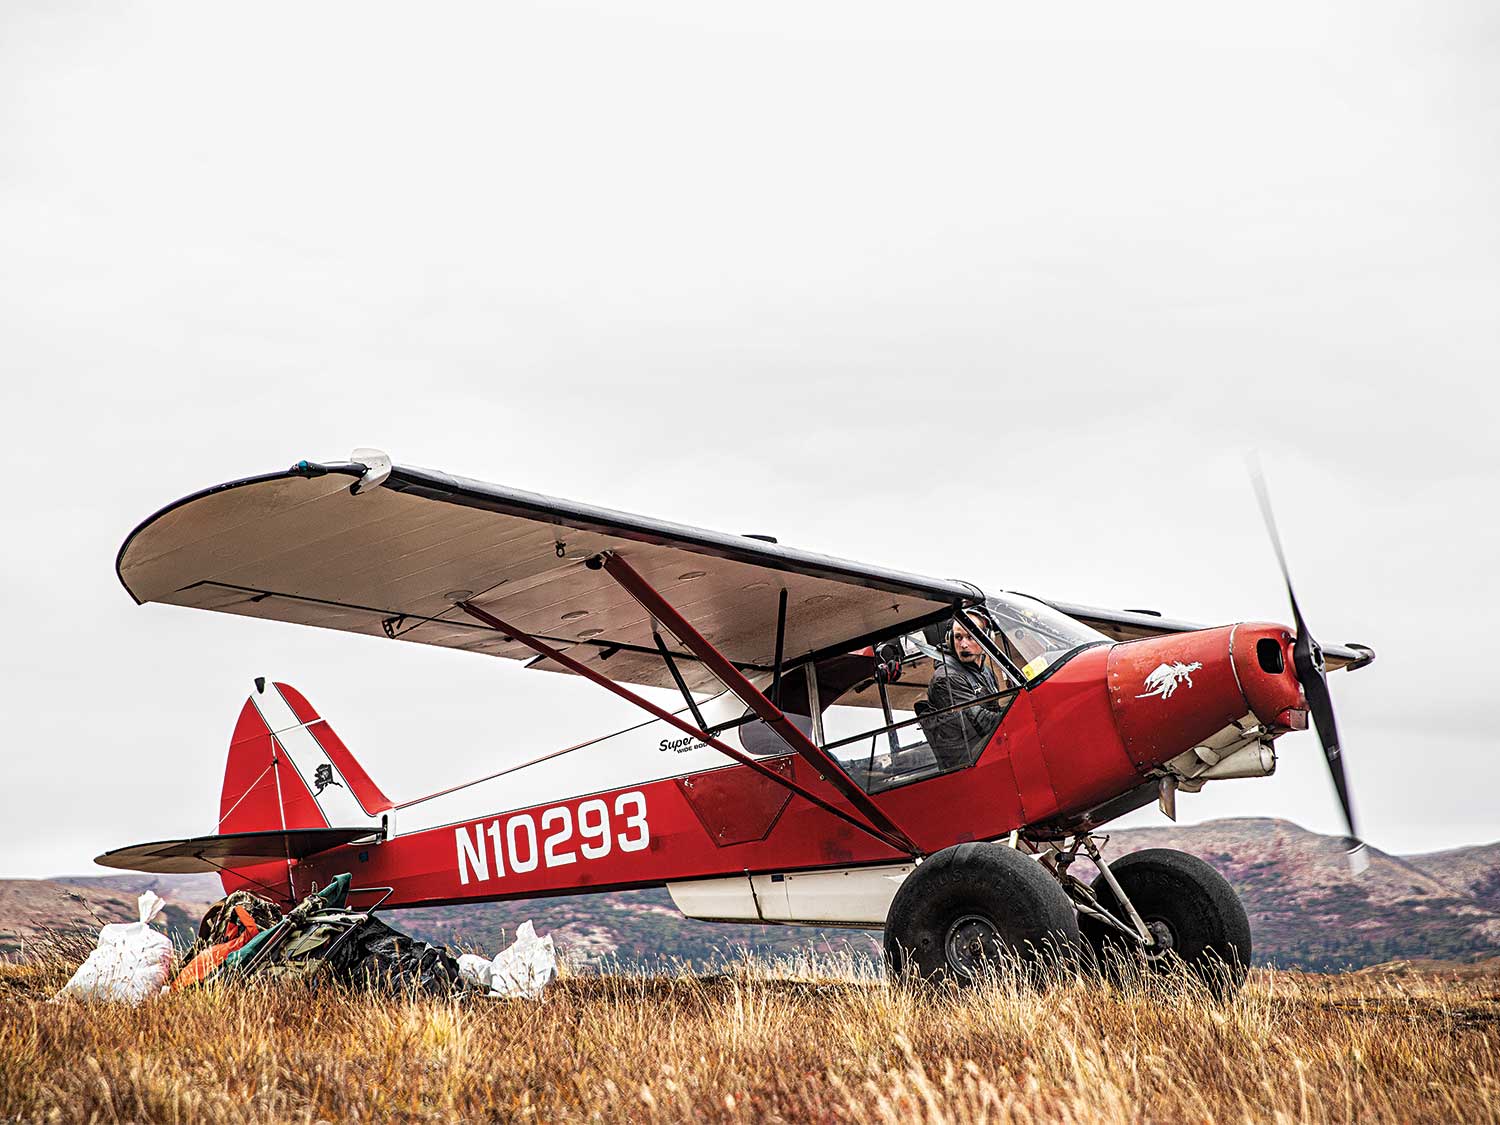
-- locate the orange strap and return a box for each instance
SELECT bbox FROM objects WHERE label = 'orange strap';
[169,905,263,991]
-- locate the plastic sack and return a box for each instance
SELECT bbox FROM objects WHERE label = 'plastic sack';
[54,890,175,1004]
[456,953,491,990]
[458,920,556,999]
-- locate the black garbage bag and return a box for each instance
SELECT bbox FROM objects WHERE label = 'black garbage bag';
[325,915,471,996]
[251,912,472,996]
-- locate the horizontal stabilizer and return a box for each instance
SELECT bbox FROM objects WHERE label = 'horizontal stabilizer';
[94,827,380,874]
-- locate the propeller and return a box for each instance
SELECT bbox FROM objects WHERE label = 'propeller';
[1249,461,1369,874]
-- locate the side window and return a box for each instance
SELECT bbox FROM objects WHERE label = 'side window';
[814,630,1018,794]
[738,663,820,757]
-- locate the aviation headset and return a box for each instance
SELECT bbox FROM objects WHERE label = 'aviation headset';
[939,608,996,650]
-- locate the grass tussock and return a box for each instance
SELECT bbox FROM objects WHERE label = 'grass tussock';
[2,940,1498,1123]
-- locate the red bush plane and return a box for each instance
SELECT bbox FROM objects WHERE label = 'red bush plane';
[100,450,1375,990]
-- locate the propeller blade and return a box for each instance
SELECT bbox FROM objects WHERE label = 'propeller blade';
[1347,841,1370,875]
[1249,456,1366,873]
[1300,654,1362,852]
[1249,459,1308,638]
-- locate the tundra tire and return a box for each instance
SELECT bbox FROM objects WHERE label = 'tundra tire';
[884,842,1080,985]
[1080,848,1251,997]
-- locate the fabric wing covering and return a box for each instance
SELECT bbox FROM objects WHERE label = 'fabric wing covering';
[117,459,981,693]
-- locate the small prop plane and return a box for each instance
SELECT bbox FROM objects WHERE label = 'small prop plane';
[100,450,1375,989]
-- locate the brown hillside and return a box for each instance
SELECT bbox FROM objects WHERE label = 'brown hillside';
[1404,840,1500,910]
[55,871,223,903]
[1092,818,1500,969]
[0,880,145,957]
[0,878,211,957]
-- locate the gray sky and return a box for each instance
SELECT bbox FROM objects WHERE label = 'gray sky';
[3,1,1497,878]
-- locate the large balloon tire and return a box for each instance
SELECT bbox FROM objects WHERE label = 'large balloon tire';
[1080,848,1251,997]
[884,842,1080,986]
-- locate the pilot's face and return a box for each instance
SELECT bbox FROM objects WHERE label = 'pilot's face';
[951,621,986,665]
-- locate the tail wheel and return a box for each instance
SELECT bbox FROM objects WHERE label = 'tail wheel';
[884,842,1080,985]
[1080,848,1251,996]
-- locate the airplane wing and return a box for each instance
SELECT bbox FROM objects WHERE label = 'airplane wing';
[117,455,983,693]
[1043,599,1375,672]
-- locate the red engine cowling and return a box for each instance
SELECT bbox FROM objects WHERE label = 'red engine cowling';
[1106,623,1304,772]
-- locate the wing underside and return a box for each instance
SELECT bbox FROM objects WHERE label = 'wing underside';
[117,457,1372,688]
[117,461,979,692]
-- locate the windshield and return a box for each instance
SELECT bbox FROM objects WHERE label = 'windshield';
[983,593,1109,681]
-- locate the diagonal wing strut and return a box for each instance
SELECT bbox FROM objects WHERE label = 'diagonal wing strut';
[598,550,922,856]
[454,600,917,856]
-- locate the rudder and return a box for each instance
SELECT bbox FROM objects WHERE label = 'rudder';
[218,680,392,900]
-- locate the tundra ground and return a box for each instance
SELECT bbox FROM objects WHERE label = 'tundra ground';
[2,943,1497,1123]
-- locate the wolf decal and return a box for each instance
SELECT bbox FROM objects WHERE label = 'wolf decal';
[1136,661,1203,700]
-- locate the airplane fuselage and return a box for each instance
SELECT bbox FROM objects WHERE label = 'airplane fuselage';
[227,621,1303,926]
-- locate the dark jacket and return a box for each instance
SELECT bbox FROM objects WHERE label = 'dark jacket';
[922,651,1006,770]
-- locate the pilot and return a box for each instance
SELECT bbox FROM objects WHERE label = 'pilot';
[923,613,1005,770]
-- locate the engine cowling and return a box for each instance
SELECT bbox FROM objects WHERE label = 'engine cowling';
[1106,623,1303,772]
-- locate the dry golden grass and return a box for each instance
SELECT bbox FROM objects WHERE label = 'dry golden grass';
[3,941,1498,1123]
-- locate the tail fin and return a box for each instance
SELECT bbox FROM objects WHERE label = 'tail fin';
[218,680,392,897]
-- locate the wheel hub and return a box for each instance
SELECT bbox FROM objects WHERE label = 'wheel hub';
[944,914,1003,977]
[1143,917,1176,962]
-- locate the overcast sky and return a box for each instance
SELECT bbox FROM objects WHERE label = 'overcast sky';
[3,1,1497,879]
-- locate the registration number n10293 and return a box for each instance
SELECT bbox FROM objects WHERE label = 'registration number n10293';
[455,791,649,885]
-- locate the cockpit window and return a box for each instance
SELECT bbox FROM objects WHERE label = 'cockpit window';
[983,593,1110,681]
[730,598,1104,793]
[809,629,1019,795]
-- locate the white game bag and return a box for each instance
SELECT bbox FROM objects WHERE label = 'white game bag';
[54,890,176,1005]
[457,920,557,1000]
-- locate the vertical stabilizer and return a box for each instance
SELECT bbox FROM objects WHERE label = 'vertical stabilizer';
[217,680,392,899]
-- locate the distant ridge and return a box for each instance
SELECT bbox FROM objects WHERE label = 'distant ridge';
[1070,818,1500,970]
[13,819,1499,971]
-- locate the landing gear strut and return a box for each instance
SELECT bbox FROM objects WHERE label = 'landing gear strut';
[1046,837,1251,997]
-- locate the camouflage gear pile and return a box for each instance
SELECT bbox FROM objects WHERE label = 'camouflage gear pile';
[192,890,282,957]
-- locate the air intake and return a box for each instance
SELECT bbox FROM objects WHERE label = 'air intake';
[1256,637,1285,675]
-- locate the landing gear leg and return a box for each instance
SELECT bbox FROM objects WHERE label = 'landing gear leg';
[1072,845,1252,998]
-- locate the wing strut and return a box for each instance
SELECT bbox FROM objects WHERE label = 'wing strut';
[770,588,788,707]
[599,551,923,856]
[454,600,916,856]
[651,630,707,731]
